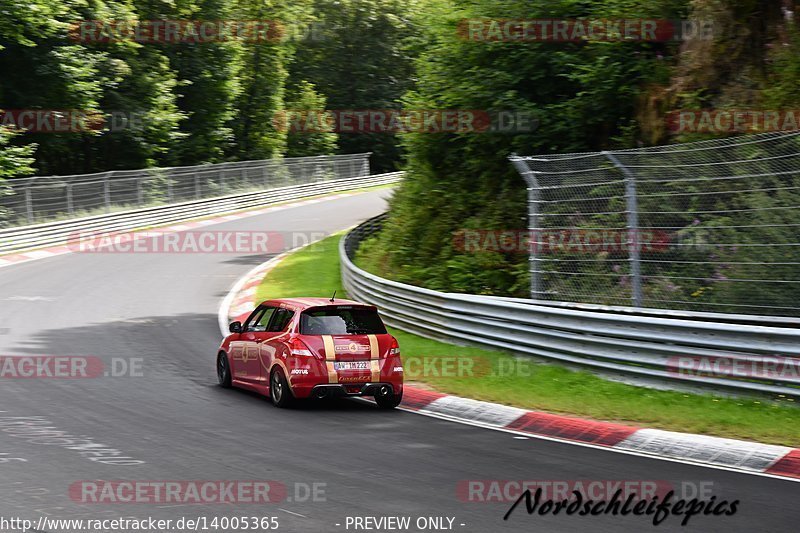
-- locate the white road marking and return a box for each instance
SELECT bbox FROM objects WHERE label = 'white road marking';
[279,508,308,518]
[0,296,55,302]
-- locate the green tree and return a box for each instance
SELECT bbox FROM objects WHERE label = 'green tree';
[229,0,312,160]
[284,80,338,157]
[0,126,36,225]
[365,0,688,295]
[290,0,421,171]
[148,0,240,165]
[0,0,183,174]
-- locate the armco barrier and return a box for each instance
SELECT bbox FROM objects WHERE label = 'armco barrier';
[0,172,402,254]
[2,153,372,226]
[341,214,800,397]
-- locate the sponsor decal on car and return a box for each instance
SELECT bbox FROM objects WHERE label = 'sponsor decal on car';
[339,376,367,383]
[334,342,371,353]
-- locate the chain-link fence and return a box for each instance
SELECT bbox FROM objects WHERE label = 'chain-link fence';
[0,153,371,227]
[510,131,800,317]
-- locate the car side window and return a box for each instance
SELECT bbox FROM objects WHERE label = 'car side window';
[243,307,265,332]
[245,307,276,332]
[266,308,294,332]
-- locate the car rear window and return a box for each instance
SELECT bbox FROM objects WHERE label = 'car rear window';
[299,307,387,335]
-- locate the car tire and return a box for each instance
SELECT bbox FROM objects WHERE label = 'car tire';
[375,389,403,409]
[217,352,232,388]
[270,368,294,408]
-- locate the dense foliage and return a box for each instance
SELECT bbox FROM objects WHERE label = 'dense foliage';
[360,0,689,295]
[2,0,799,312]
[357,0,800,315]
[0,0,419,177]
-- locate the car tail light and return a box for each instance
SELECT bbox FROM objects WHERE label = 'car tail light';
[289,338,313,357]
[388,336,400,357]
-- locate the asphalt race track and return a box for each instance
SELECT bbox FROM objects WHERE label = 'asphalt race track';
[0,189,797,533]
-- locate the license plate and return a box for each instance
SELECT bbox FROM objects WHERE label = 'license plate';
[334,361,370,371]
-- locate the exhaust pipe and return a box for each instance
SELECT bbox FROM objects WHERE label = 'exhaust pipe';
[315,388,329,399]
[377,385,390,397]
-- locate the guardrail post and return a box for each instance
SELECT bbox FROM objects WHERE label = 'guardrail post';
[361,153,371,177]
[137,177,144,206]
[66,184,74,216]
[24,186,34,224]
[194,173,201,199]
[103,175,111,213]
[511,156,542,299]
[604,151,643,307]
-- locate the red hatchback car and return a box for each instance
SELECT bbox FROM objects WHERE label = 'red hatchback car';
[217,298,403,409]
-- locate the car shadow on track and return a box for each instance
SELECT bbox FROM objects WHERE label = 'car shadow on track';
[218,383,392,413]
[6,311,399,416]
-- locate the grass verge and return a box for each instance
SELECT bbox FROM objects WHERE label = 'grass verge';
[255,234,800,446]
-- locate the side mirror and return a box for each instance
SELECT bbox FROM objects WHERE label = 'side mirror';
[229,321,243,334]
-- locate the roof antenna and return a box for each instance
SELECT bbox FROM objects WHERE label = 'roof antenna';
[329,290,336,302]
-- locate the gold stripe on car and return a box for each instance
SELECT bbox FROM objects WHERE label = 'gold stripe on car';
[322,335,338,383]
[368,334,381,382]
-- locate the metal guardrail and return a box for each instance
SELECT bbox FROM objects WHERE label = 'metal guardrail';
[1,153,371,227]
[342,214,800,397]
[0,172,403,254]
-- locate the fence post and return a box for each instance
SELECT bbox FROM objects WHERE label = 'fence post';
[510,156,542,299]
[66,184,74,216]
[603,151,643,307]
[24,186,34,224]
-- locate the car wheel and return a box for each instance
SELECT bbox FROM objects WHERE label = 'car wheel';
[375,389,402,409]
[270,368,293,408]
[217,352,232,388]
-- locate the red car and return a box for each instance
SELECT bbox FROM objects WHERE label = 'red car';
[217,298,403,409]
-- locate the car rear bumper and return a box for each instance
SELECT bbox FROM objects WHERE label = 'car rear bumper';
[286,356,404,399]
[305,382,403,400]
